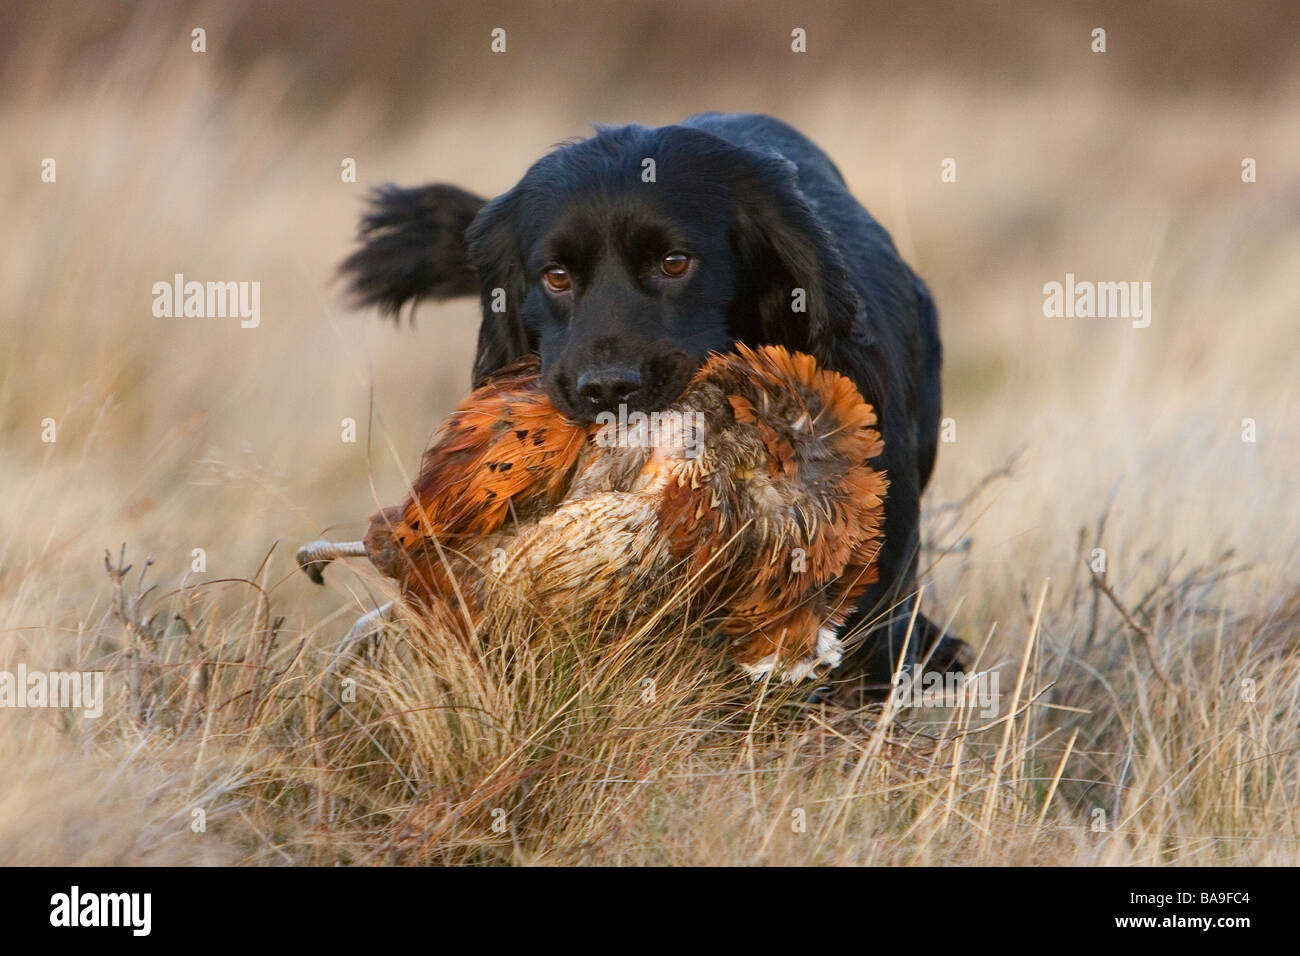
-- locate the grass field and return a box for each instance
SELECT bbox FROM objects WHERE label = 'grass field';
[1,2,1297,865]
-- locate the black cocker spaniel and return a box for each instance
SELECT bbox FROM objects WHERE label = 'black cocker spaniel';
[340,111,969,696]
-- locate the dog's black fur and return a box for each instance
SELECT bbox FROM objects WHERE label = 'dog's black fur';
[340,112,968,694]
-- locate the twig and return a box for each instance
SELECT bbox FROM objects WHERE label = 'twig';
[1090,571,1174,690]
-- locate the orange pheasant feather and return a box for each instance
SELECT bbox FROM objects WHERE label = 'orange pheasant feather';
[304,344,888,682]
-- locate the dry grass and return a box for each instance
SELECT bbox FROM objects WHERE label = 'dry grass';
[1,3,1297,865]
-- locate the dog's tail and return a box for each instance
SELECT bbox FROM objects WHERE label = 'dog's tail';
[338,183,486,317]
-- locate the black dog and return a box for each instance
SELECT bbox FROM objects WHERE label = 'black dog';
[340,112,969,695]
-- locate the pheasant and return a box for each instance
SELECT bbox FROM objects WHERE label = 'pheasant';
[298,344,888,682]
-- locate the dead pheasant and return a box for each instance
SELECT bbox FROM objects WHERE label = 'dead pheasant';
[299,344,888,682]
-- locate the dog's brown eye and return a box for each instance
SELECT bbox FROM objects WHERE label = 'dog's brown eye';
[661,253,690,278]
[543,267,571,292]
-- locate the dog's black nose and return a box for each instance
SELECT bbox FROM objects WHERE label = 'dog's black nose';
[575,366,642,411]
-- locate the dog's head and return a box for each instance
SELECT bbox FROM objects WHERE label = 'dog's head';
[343,123,863,423]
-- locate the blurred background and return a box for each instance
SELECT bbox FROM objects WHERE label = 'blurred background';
[0,1,1298,860]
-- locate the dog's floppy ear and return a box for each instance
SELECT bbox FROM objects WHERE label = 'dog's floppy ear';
[726,155,885,408]
[465,189,533,386]
[339,183,486,317]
